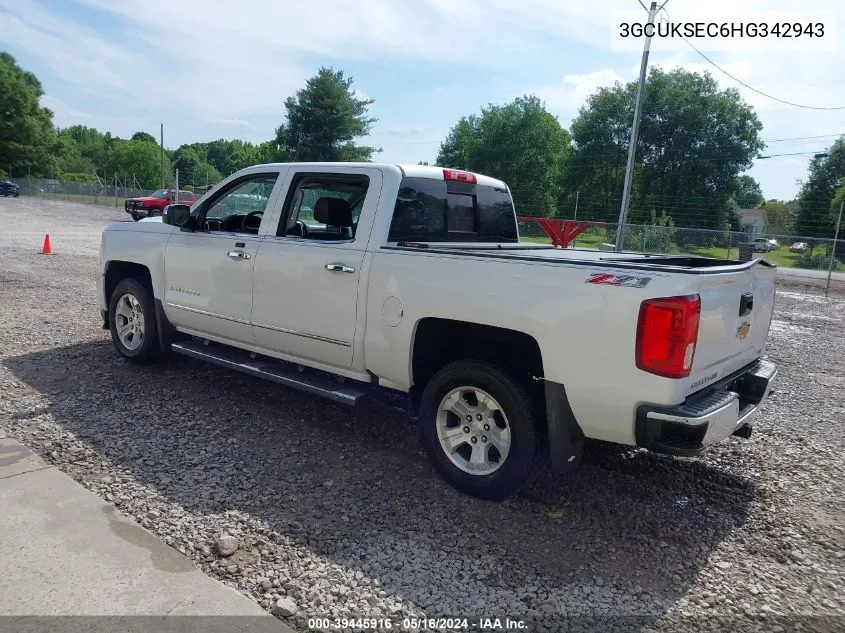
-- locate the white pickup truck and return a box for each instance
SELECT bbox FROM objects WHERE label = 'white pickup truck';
[98,163,778,500]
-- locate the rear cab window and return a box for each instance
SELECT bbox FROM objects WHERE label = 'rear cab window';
[388,176,518,243]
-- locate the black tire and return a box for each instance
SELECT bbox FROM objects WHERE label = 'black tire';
[419,360,540,500]
[131,213,140,221]
[108,278,162,365]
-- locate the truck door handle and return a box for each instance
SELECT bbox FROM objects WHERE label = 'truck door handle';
[325,263,355,273]
[227,251,251,260]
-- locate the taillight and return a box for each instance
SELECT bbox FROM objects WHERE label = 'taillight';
[636,295,701,379]
[443,168,477,184]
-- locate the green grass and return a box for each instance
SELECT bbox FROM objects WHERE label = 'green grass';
[686,244,843,271]
[520,232,606,249]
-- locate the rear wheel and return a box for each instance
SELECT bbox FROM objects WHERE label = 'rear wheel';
[419,360,540,500]
[108,278,161,364]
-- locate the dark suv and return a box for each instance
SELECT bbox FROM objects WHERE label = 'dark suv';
[0,180,20,197]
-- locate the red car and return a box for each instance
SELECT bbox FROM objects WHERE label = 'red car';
[125,189,195,221]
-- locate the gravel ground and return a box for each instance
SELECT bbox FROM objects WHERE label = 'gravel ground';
[0,197,843,632]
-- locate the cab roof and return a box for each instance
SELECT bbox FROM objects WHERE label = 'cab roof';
[247,162,508,190]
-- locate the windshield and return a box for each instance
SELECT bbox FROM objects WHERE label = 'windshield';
[150,189,168,199]
[388,177,518,243]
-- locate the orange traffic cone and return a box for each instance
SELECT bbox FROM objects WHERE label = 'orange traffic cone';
[41,234,53,255]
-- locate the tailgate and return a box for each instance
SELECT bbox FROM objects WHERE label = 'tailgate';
[685,262,777,394]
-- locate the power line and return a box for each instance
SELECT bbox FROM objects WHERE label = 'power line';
[670,25,845,111]
[762,133,845,143]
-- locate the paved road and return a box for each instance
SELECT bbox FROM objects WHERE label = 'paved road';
[0,429,290,629]
[776,265,844,281]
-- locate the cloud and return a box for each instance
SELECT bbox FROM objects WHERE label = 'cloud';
[40,95,92,120]
[39,94,150,136]
[219,118,252,128]
[527,69,630,122]
[384,126,425,136]
[3,0,844,202]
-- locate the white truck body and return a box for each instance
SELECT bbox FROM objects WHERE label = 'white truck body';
[98,163,778,499]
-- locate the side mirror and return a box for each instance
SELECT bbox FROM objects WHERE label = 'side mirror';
[163,204,192,227]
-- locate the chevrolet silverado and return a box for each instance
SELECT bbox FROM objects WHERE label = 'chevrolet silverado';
[98,163,778,499]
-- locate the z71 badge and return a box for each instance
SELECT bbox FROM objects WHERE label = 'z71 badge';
[586,272,652,288]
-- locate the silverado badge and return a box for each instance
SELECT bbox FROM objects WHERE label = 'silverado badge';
[737,321,751,341]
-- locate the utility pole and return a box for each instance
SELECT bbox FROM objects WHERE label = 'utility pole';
[160,123,164,189]
[826,200,843,297]
[573,190,580,221]
[615,0,665,252]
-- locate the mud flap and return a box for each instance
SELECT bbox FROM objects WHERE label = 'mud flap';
[544,381,585,473]
[154,298,178,353]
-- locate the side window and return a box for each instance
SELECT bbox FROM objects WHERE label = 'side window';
[389,178,448,240]
[278,173,370,241]
[200,174,279,234]
[178,191,193,202]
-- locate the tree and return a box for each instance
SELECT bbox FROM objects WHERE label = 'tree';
[107,139,166,189]
[275,67,379,162]
[57,125,116,175]
[567,68,764,229]
[760,199,797,236]
[795,138,845,238]
[734,175,764,208]
[0,52,57,175]
[436,95,571,216]
[131,131,157,145]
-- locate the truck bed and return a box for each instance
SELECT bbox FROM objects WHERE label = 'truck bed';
[384,243,776,273]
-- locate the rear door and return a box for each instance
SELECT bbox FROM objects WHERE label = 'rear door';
[250,167,383,368]
[685,262,777,393]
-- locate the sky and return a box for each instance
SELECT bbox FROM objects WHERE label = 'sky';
[1,0,844,202]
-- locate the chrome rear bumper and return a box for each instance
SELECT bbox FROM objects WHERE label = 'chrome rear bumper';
[635,359,778,456]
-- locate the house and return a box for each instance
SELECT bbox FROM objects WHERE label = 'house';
[740,208,768,236]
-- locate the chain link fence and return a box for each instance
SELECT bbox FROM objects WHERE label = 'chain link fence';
[8,177,841,277]
[517,218,842,273]
[13,177,157,209]
[12,175,219,209]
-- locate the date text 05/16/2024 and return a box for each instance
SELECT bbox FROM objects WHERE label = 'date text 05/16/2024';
[306,617,528,630]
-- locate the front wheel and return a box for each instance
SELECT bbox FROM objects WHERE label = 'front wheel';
[108,278,162,364]
[419,360,540,500]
